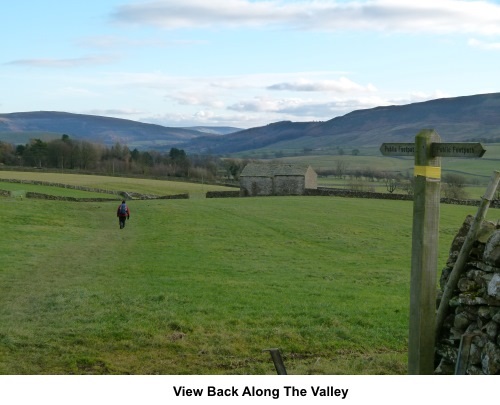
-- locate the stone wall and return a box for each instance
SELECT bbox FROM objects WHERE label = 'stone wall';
[22,191,189,202]
[0,178,189,200]
[305,187,413,201]
[307,187,500,208]
[156,193,189,200]
[24,192,117,202]
[206,190,241,198]
[435,215,500,375]
[0,178,122,196]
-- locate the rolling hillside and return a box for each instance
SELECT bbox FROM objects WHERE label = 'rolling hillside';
[0,111,240,150]
[181,92,500,153]
[2,92,500,154]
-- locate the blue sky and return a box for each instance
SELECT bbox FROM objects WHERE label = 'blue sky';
[2,0,500,128]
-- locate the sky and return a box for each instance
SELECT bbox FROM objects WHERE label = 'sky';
[2,0,500,129]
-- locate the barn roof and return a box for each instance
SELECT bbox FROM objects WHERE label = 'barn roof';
[240,162,313,177]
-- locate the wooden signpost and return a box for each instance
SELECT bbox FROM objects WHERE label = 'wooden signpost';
[380,129,486,375]
[380,142,485,158]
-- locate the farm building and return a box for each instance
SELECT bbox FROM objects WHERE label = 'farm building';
[239,162,317,196]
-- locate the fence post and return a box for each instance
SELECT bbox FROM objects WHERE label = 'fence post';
[263,348,288,375]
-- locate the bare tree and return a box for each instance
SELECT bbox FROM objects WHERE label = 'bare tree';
[335,160,349,179]
[399,178,415,196]
[442,173,468,199]
[382,172,398,193]
[384,178,398,193]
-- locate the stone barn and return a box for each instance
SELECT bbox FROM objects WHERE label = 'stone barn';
[239,163,317,196]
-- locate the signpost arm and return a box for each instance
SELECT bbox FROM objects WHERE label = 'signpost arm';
[408,129,441,374]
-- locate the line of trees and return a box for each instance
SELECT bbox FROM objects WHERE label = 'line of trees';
[0,136,473,198]
[317,166,471,198]
[0,135,255,184]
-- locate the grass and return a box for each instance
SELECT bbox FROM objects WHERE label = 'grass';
[271,143,500,185]
[0,171,496,375]
[0,181,119,199]
[0,171,236,199]
[316,177,490,201]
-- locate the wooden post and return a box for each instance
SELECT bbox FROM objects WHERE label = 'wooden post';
[408,129,441,374]
[380,133,486,374]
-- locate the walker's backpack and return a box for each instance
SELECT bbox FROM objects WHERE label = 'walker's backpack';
[119,203,127,215]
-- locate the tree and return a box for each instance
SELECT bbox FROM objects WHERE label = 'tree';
[221,159,246,180]
[46,135,77,169]
[169,147,187,161]
[399,178,415,196]
[168,147,190,177]
[334,160,349,179]
[130,148,141,162]
[24,139,48,167]
[384,178,398,193]
[79,141,98,170]
[347,179,372,192]
[442,173,468,199]
[382,172,399,193]
[0,141,17,165]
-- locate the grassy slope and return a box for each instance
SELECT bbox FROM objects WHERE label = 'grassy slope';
[0,171,235,199]
[0,173,496,374]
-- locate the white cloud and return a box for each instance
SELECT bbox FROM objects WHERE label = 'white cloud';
[468,38,500,50]
[227,95,390,118]
[228,97,306,113]
[111,0,287,29]
[110,87,452,128]
[5,55,119,68]
[143,111,257,127]
[169,92,225,108]
[111,0,500,35]
[267,77,377,93]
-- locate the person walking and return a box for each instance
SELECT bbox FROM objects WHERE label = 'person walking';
[117,200,130,229]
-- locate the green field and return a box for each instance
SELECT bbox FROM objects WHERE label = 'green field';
[0,171,497,374]
[245,143,500,185]
[0,181,119,199]
[0,171,234,199]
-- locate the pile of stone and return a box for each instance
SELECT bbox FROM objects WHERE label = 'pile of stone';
[436,215,500,374]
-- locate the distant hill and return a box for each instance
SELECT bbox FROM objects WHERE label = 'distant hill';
[2,93,500,155]
[182,126,243,136]
[180,92,500,154]
[0,111,241,150]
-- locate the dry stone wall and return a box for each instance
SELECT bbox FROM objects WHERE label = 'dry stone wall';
[436,215,500,374]
[0,178,189,200]
[206,190,240,198]
[24,192,118,202]
[0,178,122,196]
[307,187,500,207]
